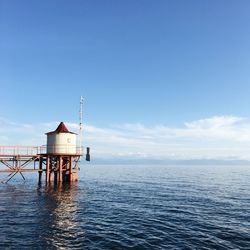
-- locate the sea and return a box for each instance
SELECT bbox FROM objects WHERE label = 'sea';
[0,164,249,250]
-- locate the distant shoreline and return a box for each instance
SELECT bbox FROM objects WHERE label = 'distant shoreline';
[89,159,250,166]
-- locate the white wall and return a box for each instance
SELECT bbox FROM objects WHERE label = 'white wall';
[47,133,77,154]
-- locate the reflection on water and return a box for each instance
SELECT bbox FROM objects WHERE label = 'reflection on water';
[37,182,85,249]
[0,181,86,249]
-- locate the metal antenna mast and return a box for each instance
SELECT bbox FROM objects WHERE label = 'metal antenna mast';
[79,96,84,154]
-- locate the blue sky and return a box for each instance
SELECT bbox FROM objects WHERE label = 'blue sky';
[1,1,250,161]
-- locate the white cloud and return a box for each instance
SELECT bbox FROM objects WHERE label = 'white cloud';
[1,115,250,160]
[184,116,243,129]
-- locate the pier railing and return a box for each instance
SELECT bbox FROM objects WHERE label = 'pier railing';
[0,146,84,156]
[0,146,41,156]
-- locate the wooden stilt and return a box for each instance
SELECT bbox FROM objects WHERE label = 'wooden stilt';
[70,156,73,181]
[46,156,50,183]
[49,168,53,182]
[59,156,63,182]
[54,168,58,183]
[38,156,43,183]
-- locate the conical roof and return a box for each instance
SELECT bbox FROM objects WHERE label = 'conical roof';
[55,122,69,133]
[46,122,76,134]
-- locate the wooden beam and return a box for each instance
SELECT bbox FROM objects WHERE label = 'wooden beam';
[0,169,41,172]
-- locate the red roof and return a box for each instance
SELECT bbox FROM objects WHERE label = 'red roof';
[56,122,69,133]
[46,122,76,134]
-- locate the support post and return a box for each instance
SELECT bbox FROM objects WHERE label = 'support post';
[59,156,63,182]
[38,156,43,183]
[49,167,53,182]
[46,156,50,183]
[54,168,58,183]
[70,156,73,181]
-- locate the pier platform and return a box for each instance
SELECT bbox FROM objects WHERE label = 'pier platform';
[0,146,82,183]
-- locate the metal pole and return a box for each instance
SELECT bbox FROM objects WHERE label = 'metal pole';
[79,96,83,155]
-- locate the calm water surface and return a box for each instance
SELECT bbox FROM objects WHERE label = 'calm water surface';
[0,165,250,249]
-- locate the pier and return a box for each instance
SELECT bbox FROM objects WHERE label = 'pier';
[0,146,41,183]
[0,121,90,183]
[0,145,83,183]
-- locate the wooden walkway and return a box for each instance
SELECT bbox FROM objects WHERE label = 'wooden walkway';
[0,146,43,183]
